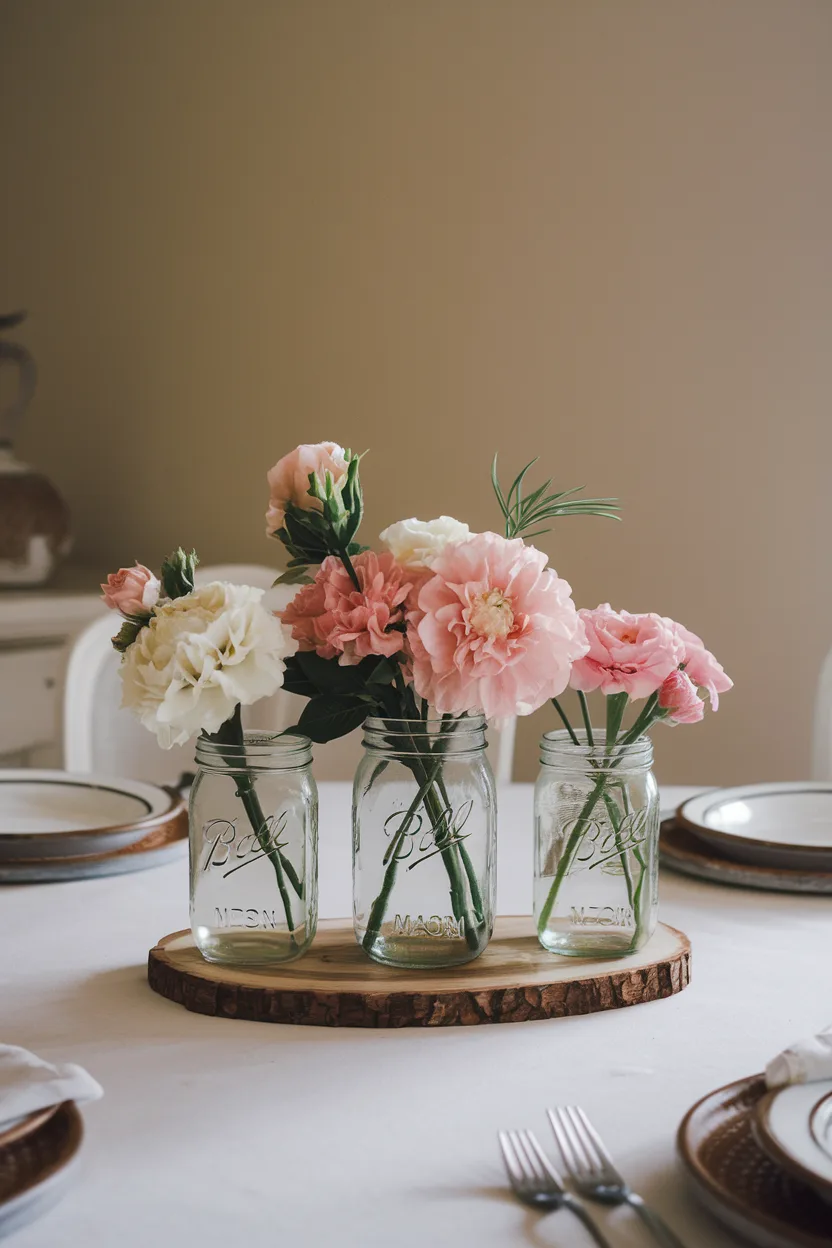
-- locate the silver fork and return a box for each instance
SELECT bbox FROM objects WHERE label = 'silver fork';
[548,1106,686,1248]
[498,1129,614,1248]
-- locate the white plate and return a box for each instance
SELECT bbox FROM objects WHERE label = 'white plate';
[0,771,176,860]
[757,1080,832,1203]
[678,783,832,869]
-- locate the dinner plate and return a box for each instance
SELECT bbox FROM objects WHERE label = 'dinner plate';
[678,1075,832,1247]
[0,809,187,882]
[677,783,832,870]
[0,1102,82,1239]
[0,771,181,861]
[756,1080,832,1203]
[660,820,832,894]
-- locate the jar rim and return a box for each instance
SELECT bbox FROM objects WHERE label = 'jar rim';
[363,715,486,732]
[539,728,653,767]
[195,730,313,770]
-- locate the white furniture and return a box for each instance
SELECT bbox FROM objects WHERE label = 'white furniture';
[2,783,827,1248]
[812,647,832,779]
[0,568,104,767]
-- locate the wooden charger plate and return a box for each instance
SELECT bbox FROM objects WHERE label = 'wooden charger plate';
[661,820,832,894]
[148,917,690,1028]
[678,1076,832,1247]
[0,1102,83,1238]
[0,807,187,883]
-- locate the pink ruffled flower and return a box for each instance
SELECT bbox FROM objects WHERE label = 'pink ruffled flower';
[281,551,411,665]
[658,670,705,724]
[265,441,349,534]
[673,622,733,710]
[407,532,587,719]
[101,564,160,616]
[570,604,684,700]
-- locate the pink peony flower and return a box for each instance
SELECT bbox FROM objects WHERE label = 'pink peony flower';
[281,550,412,665]
[570,604,684,700]
[657,670,705,724]
[101,563,160,616]
[673,622,732,710]
[266,441,349,534]
[407,532,587,719]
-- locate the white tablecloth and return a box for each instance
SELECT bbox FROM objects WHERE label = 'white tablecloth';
[3,784,831,1247]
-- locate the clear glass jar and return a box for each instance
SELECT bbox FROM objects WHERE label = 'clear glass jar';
[534,730,659,957]
[353,716,496,969]
[190,732,317,965]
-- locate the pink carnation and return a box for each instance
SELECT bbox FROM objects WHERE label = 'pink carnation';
[101,563,160,616]
[266,441,349,534]
[281,550,411,666]
[658,670,705,724]
[407,532,587,719]
[570,604,684,700]
[673,622,732,710]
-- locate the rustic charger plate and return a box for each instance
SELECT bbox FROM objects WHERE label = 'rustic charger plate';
[678,1076,832,1247]
[0,808,187,883]
[0,1105,57,1152]
[0,771,185,861]
[148,917,690,1028]
[0,1101,83,1239]
[660,820,832,894]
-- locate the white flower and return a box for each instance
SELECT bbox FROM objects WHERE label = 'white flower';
[379,515,471,570]
[119,582,297,748]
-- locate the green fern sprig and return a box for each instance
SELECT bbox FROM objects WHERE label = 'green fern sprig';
[491,454,620,541]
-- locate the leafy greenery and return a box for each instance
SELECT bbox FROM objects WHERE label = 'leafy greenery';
[271,450,368,578]
[491,455,619,541]
[111,618,144,654]
[297,694,371,743]
[160,547,199,599]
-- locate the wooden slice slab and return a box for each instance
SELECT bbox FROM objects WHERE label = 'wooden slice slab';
[148,918,690,1028]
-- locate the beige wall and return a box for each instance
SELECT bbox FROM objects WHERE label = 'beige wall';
[2,0,831,782]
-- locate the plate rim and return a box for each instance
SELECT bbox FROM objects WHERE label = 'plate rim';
[0,1104,58,1151]
[677,1073,832,1248]
[0,771,179,845]
[678,783,832,857]
[661,819,832,889]
[756,1083,832,1196]
[0,1101,83,1213]
[810,1091,832,1161]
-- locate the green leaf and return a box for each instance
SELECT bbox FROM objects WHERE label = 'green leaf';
[297,695,368,743]
[280,656,319,699]
[605,691,630,750]
[111,618,144,654]
[273,565,314,586]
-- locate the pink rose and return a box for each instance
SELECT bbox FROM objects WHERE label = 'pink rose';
[570,604,684,700]
[101,564,160,616]
[657,670,705,724]
[281,550,412,665]
[265,442,349,534]
[407,531,588,719]
[673,622,732,710]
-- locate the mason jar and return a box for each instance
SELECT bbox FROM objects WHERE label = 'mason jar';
[190,732,317,965]
[353,716,496,969]
[534,730,659,957]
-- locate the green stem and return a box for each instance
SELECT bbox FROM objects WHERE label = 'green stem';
[577,692,594,747]
[551,698,580,745]
[537,772,608,935]
[339,547,361,592]
[600,789,635,911]
[210,708,299,940]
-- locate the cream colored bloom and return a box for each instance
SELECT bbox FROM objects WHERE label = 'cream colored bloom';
[120,582,297,747]
[379,515,471,570]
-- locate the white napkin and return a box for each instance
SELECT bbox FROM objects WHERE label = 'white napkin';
[765,1025,832,1088]
[0,1045,103,1125]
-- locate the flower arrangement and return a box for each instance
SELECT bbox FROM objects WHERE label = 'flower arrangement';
[266,442,618,961]
[101,550,305,940]
[536,603,732,949]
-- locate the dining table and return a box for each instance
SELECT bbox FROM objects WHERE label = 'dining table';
[3,781,831,1248]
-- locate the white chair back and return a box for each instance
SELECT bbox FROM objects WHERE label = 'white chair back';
[62,564,515,783]
[812,648,832,779]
